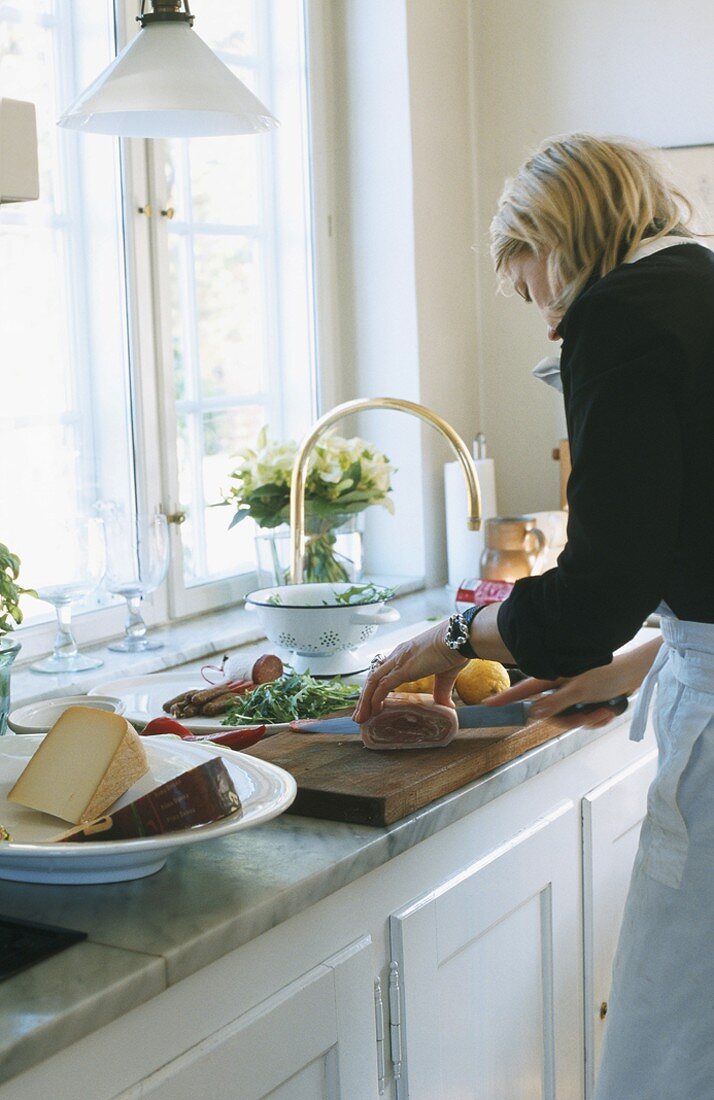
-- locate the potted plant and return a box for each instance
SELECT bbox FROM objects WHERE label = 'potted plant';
[227,428,395,585]
[0,544,35,735]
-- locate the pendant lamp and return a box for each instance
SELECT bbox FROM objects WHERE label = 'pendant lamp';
[58,0,278,138]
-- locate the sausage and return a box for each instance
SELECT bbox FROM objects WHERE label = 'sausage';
[201,693,238,716]
[163,689,197,711]
[191,682,241,707]
[360,693,458,750]
[222,653,284,685]
[169,703,201,718]
[251,654,284,684]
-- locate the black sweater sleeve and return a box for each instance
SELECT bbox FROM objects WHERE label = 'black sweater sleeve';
[497,278,683,679]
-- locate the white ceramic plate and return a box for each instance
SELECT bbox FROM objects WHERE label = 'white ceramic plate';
[8,694,125,735]
[89,673,293,735]
[89,671,366,735]
[0,734,296,884]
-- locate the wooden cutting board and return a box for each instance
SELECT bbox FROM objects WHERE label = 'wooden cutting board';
[245,713,584,826]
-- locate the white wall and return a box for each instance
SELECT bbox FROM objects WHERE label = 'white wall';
[326,0,714,580]
[325,0,480,584]
[471,0,714,513]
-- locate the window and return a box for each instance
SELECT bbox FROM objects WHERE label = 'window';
[149,0,316,615]
[0,0,317,652]
[0,0,134,640]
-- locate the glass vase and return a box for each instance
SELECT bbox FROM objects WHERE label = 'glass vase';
[255,514,364,587]
[0,637,21,736]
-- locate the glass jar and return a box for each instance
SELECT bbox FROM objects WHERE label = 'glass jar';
[0,636,21,736]
[255,513,364,587]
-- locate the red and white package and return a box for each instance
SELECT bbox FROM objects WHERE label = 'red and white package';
[455,578,514,612]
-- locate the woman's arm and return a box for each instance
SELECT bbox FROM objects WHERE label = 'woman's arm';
[496,279,682,680]
[484,636,663,719]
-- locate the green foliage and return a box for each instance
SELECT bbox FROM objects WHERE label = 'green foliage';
[222,670,361,725]
[226,429,395,530]
[327,583,397,606]
[0,544,36,636]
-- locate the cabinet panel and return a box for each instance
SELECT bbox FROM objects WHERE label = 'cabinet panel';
[390,802,581,1100]
[582,750,658,1098]
[117,938,375,1100]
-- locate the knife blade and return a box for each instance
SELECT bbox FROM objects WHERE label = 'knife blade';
[290,695,629,735]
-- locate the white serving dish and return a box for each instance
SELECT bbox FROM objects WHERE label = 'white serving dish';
[244,582,400,675]
[8,694,125,735]
[88,673,293,735]
[0,734,296,884]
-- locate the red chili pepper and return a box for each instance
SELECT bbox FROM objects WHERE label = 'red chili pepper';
[142,716,193,738]
[182,725,267,751]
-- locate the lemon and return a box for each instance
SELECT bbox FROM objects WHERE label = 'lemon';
[394,674,436,695]
[455,660,510,704]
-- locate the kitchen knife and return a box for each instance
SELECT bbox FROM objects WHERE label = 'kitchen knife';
[290,694,629,735]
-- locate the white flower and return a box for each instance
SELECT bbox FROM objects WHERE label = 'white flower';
[228,427,394,514]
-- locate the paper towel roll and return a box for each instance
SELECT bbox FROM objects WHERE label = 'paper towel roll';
[444,457,497,587]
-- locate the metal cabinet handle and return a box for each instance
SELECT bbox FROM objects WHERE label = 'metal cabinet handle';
[165,511,186,526]
[161,207,175,219]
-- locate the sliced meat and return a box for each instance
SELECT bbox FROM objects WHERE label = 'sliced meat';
[360,692,458,750]
[251,653,284,684]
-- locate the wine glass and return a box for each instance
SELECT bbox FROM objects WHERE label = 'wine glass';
[31,517,106,674]
[103,512,170,652]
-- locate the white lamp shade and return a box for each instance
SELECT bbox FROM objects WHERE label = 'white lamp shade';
[0,98,39,202]
[58,22,278,138]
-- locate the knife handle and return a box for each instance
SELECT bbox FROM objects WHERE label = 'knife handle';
[560,694,629,718]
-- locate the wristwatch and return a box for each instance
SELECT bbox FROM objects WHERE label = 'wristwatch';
[444,605,487,659]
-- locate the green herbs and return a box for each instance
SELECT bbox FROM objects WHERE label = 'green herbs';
[0,544,36,635]
[326,583,397,606]
[222,671,361,725]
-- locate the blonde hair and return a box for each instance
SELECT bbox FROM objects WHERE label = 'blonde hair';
[490,133,694,315]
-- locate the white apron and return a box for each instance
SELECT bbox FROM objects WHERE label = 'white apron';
[594,611,714,1100]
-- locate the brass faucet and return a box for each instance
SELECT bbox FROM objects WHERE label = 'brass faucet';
[289,397,482,583]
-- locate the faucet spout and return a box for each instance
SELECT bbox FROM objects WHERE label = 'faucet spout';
[289,397,481,583]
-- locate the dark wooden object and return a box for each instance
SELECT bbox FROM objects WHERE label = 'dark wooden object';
[245,713,588,826]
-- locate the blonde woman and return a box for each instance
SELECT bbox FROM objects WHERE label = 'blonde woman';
[355,133,714,1098]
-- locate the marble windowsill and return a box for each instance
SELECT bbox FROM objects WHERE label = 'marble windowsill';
[8,575,425,713]
[0,590,659,1088]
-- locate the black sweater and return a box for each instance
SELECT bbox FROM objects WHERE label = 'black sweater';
[497,243,714,680]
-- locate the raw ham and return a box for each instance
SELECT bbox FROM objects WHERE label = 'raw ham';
[360,693,458,750]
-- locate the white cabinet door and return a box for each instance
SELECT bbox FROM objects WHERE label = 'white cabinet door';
[582,750,658,1098]
[116,937,377,1100]
[390,802,582,1100]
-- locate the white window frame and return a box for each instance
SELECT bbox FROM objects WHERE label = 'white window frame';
[140,0,320,619]
[4,0,163,663]
[12,0,329,659]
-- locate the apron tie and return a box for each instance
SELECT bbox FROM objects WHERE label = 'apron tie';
[633,625,714,889]
[630,642,669,742]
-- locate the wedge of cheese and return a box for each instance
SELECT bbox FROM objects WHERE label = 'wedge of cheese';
[54,758,241,842]
[8,706,149,824]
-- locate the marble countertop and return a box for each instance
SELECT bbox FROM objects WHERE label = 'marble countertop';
[0,592,658,1087]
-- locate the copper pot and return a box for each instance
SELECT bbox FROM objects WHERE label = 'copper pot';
[480,516,546,582]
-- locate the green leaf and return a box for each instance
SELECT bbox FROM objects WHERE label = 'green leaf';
[338,460,361,492]
[228,507,251,530]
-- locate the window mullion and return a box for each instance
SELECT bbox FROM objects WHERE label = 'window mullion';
[143,137,187,620]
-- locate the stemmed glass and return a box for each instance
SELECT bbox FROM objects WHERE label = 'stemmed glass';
[103,511,170,652]
[31,517,106,674]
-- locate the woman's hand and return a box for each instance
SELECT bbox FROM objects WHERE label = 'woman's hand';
[483,638,663,721]
[353,619,468,723]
